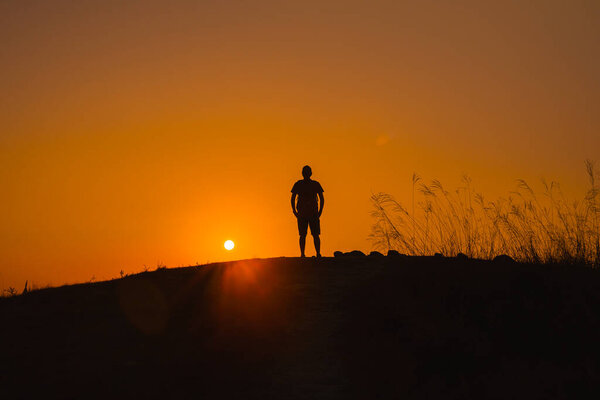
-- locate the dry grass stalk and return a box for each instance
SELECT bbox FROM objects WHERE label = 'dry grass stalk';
[370,161,600,266]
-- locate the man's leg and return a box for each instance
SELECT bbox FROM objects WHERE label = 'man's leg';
[298,217,308,257]
[310,216,321,257]
[299,235,306,257]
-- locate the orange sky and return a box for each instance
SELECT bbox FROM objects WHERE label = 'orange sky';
[1,0,599,289]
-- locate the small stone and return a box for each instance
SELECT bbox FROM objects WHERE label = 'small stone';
[387,250,400,257]
[368,251,384,257]
[434,252,444,258]
[345,250,366,257]
[333,251,344,257]
[456,253,468,260]
[493,254,515,263]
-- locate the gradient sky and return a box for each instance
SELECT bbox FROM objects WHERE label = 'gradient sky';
[1,0,599,289]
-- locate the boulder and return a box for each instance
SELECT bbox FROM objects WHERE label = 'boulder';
[333,251,344,258]
[368,251,384,257]
[387,250,401,257]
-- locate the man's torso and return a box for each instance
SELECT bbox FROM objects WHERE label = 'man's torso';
[292,179,323,218]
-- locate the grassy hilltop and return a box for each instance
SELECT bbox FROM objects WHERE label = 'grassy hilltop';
[2,255,600,399]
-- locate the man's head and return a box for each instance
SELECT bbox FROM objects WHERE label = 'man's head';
[302,165,312,179]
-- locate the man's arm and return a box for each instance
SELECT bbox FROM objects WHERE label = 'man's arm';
[318,192,324,217]
[291,193,298,217]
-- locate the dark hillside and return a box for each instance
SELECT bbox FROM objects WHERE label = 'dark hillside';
[2,256,600,399]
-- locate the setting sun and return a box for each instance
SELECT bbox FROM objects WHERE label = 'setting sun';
[224,240,235,251]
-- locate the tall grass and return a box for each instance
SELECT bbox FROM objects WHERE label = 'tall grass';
[370,161,600,266]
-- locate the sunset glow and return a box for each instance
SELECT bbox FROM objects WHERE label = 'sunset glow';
[1,1,599,290]
[224,240,235,251]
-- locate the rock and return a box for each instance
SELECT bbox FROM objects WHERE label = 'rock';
[346,250,366,257]
[493,254,515,263]
[387,250,401,257]
[368,251,384,257]
[334,250,366,257]
[434,252,444,258]
[456,252,468,260]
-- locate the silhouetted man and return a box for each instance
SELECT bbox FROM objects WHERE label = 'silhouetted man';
[291,165,324,257]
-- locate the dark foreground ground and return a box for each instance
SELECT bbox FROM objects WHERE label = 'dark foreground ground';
[2,256,600,399]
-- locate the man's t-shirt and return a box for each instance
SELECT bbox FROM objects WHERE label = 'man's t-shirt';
[291,179,324,218]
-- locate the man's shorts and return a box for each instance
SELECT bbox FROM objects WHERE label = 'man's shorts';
[297,215,320,236]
